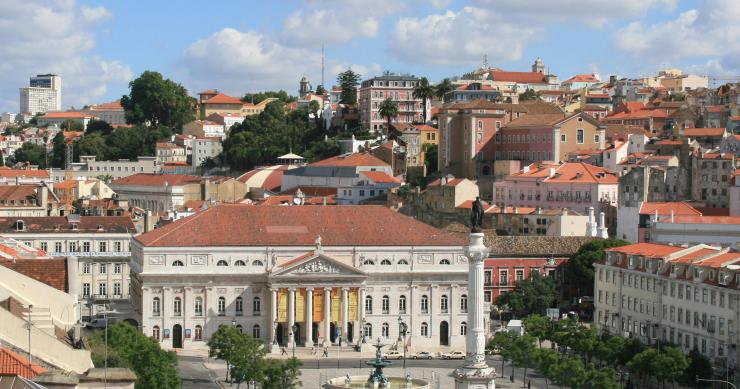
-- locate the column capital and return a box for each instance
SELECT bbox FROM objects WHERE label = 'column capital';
[324,287,332,292]
[288,287,296,292]
[341,287,349,292]
[306,287,314,292]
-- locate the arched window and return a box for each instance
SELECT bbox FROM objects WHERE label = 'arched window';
[252,324,261,339]
[194,297,203,316]
[440,295,448,313]
[14,220,24,231]
[365,295,373,314]
[251,260,263,266]
[234,260,246,266]
[218,297,226,315]
[398,259,409,265]
[421,322,429,337]
[235,297,243,315]
[482,165,491,176]
[194,325,202,340]
[382,295,390,314]
[364,323,373,338]
[382,323,389,338]
[460,295,468,313]
[216,260,228,266]
[363,259,375,265]
[461,322,467,336]
[152,297,160,316]
[253,297,261,315]
[152,325,160,340]
[172,260,184,266]
[421,295,429,313]
[173,297,182,316]
[236,324,243,333]
[439,259,451,265]
[380,259,392,265]
[399,295,407,314]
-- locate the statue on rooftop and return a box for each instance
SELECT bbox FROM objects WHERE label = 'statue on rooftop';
[470,197,484,233]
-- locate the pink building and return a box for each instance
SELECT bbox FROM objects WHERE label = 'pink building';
[492,161,619,216]
[359,75,430,133]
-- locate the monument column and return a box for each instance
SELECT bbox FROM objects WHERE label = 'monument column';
[305,288,314,347]
[288,288,296,347]
[270,289,278,349]
[323,287,332,347]
[454,232,496,389]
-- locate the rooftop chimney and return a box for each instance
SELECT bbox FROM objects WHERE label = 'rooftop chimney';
[585,206,596,237]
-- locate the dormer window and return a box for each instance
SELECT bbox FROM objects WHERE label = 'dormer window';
[14,220,24,231]
[70,224,78,231]
[671,264,677,274]
[97,224,104,231]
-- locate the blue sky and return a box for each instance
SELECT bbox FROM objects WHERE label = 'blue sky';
[1,0,737,112]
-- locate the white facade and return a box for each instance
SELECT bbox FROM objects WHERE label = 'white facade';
[20,74,61,114]
[192,138,223,168]
[52,156,160,182]
[649,217,740,250]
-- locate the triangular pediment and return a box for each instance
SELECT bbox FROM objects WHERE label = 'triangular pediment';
[270,251,366,278]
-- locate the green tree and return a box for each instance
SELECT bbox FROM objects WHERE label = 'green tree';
[563,238,628,297]
[120,70,196,128]
[315,85,327,96]
[653,346,689,388]
[423,143,438,175]
[509,334,537,384]
[617,337,644,365]
[593,334,626,367]
[75,132,110,161]
[89,322,179,389]
[261,358,302,389]
[518,88,540,101]
[627,347,657,386]
[488,331,515,378]
[550,356,589,388]
[435,78,454,99]
[242,90,295,105]
[336,69,361,105]
[589,366,620,389]
[50,132,67,168]
[412,77,435,123]
[532,348,558,388]
[60,120,84,131]
[377,98,398,138]
[207,326,243,382]
[85,120,114,135]
[523,314,551,348]
[681,348,712,388]
[308,100,323,131]
[12,142,47,168]
[497,272,556,317]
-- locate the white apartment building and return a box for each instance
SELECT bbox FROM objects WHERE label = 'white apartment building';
[595,243,740,371]
[648,215,740,250]
[0,215,137,322]
[192,138,222,169]
[52,155,160,182]
[20,74,61,114]
[81,100,126,126]
[131,205,469,351]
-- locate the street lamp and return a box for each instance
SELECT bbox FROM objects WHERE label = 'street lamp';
[397,316,407,370]
[291,324,298,358]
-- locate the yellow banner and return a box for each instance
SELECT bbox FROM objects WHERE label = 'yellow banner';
[277,289,288,322]
[331,288,341,322]
[296,289,305,322]
[348,289,358,322]
[313,289,324,322]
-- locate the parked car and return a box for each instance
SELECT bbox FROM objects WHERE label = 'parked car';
[85,318,108,329]
[485,347,501,355]
[441,351,465,360]
[382,351,403,360]
[409,351,433,360]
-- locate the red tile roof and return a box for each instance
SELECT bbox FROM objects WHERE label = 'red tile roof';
[490,71,547,84]
[40,112,94,119]
[509,162,618,184]
[0,216,135,234]
[639,202,701,216]
[564,74,600,84]
[309,153,389,168]
[90,100,122,110]
[700,152,734,160]
[0,347,45,378]
[135,204,466,247]
[202,93,243,105]
[672,248,719,263]
[0,185,38,204]
[360,171,400,184]
[237,166,289,192]
[0,258,67,291]
[606,243,684,258]
[0,169,49,179]
[110,173,201,187]
[256,195,337,206]
[684,127,726,137]
[668,215,740,224]
[428,178,466,187]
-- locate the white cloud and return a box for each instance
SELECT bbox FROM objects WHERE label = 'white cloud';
[389,7,538,66]
[473,0,676,27]
[613,0,740,73]
[80,5,111,23]
[0,1,132,111]
[281,0,404,46]
[181,28,381,94]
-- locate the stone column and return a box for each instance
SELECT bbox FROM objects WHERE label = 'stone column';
[454,232,495,389]
[305,288,314,347]
[341,288,349,344]
[270,289,278,347]
[323,287,332,346]
[552,125,561,162]
[358,288,366,347]
[288,288,296,346]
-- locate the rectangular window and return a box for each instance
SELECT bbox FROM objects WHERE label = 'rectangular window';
[40,242,47,252]
[113,282,121,296]
[114,264,122,274]
[499,270,508,286]
[98,282,107,296]
[82,242,91,253]
[99,242,107,252]
[82,283,90,297]
[99,264,107,274]
[83,263,91,274]
[515,269,524,281]
[55,242,62,253]
[114,242,122,252]
[576,129,584,144]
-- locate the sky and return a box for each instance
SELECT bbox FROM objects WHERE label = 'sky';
[1,0,739,113]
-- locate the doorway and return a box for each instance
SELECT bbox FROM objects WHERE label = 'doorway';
[312,323,319,346]
[439,321,449,346]
[276,323,284,346]
[292,323,301,345]
[173,324,183,349]
[347,322,354,343]
[330,322,337,343]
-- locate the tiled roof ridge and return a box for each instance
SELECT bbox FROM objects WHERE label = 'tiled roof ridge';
[139,205,214,246]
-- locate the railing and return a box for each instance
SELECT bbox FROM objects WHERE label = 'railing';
[49,251,131,257]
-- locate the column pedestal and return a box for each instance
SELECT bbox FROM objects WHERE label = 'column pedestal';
[454,232,496,389]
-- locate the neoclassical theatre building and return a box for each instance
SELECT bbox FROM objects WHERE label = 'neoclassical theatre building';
[131,204,471,351]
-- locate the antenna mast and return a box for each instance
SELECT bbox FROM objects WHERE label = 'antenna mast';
[321,42,325,89]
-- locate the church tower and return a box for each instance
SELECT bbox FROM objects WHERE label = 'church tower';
[299,76,311,98]
[532,57,545,73]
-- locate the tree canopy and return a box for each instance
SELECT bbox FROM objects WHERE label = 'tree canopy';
[497,272,557,317]
[518,88,540,101]
[242,90,295,105]
[337,69,361,105]
[377,98,398,138]
[563,238,629,297]
[10,142,47,168]
[412,77,434,123]
[435,78,454,99]
[121,70,196,128]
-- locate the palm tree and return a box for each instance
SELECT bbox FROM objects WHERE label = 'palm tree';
[377,98,398,139]
[435,78,454,100]
[412,77,435,124]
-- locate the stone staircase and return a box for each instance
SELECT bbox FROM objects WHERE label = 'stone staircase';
[22,306,55,335]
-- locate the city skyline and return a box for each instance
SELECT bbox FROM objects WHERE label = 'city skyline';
[1,0,738,113]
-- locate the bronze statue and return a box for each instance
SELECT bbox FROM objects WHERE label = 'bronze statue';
[470,196,484,232]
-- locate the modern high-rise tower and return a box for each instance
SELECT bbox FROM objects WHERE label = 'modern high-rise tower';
[20,74,62,114]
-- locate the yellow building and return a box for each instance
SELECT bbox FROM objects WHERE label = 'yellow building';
[197,90,278,119]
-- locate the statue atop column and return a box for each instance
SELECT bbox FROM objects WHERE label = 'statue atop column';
[470,197,484,233]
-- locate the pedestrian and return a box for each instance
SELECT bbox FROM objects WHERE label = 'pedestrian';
[323,347,329,357]
[310,346,315,355]
[527,380,531,389]
[281,347,287,356]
